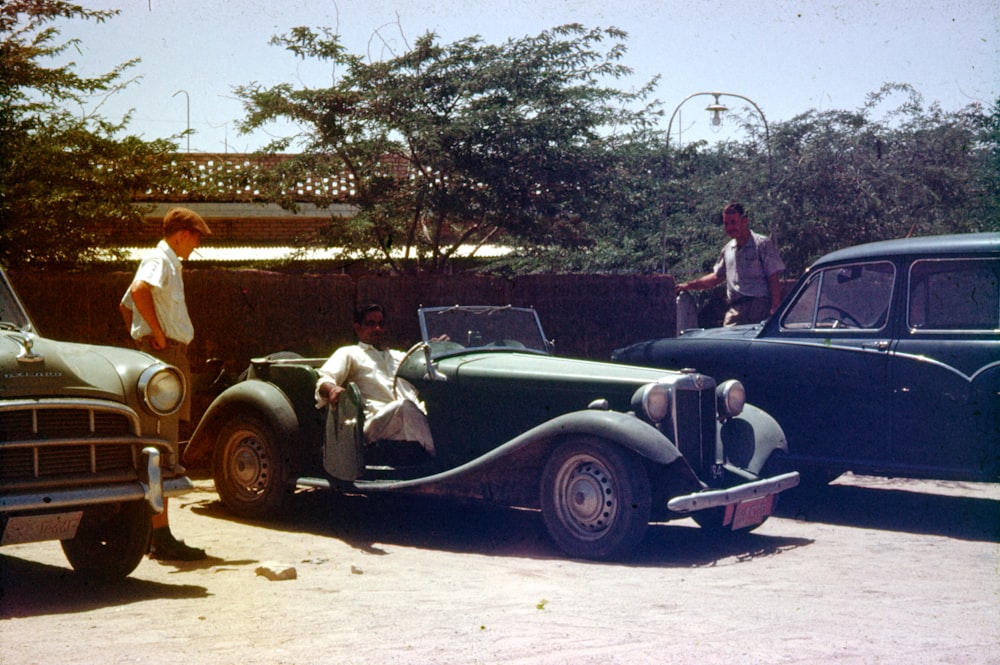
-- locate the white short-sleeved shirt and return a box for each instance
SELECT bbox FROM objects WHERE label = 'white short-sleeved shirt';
[121,240,195,344]
[713,231,785,301]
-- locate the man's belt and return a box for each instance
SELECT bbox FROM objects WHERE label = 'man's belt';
[728,294,767,307]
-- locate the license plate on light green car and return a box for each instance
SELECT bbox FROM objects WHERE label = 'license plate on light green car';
[1,511,83,545]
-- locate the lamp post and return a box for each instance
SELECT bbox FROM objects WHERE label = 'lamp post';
[661,91,773,273]
[666,91,771,180]
[172,89,190,153]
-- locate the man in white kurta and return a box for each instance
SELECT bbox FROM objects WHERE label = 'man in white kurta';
[315,304,434,455]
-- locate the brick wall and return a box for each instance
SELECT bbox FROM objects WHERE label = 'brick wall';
[9,270,677,373]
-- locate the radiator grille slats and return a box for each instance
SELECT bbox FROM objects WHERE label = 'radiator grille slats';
[672,386,717,471]
[0,406,138,483]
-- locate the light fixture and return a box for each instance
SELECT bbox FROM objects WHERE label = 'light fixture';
[705,94,728,129]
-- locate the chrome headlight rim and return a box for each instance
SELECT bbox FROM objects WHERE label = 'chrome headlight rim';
[138,363,186,417]
[716,379,746,420]
[631,382,671,424]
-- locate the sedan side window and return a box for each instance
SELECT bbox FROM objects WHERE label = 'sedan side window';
[781,261,895,330]
[908,259,1000,331]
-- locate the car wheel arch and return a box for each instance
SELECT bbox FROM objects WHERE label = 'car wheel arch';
[186,379,300,469]
[718,402,789,476]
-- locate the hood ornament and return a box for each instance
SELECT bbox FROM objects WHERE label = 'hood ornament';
[16,332,43,363]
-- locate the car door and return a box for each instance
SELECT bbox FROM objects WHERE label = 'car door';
[746,260,896,468]
[889,256,1000,479]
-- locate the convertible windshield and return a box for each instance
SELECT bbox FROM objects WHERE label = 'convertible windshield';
[419,306,551,356]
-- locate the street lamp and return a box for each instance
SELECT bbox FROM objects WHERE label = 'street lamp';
[666,91,770,169]
[172,89,190,153]
[661,91,773,273]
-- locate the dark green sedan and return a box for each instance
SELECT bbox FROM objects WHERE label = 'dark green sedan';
[186,305,798,559]
[614,233,1000,486]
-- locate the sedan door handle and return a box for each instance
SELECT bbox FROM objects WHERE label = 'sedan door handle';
[862,340,890,351]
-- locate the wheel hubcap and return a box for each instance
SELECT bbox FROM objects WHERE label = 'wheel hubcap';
[230,433,269,493]
[556,456,618,538]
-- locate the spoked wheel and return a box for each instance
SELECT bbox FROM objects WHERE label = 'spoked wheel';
[213,414,289,518]
[540,437,651,560]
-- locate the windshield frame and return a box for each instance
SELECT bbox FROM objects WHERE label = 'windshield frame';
[0,269,36,332]
[418,305,552,358]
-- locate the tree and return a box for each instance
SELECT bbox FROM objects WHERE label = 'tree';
[233,24,659,273]
[0,0,183,268]
[652,85,999,281]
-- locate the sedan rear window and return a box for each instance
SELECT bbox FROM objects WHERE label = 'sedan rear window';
[908,258,1000,331]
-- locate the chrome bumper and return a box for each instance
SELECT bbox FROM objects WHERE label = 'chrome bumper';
[667,471,800,513]
[0,447,193,515]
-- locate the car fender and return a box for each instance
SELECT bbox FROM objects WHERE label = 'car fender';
[185,379,300,467]
[717,402,788,476]
[537,409,685,465]
[382,409,684,494]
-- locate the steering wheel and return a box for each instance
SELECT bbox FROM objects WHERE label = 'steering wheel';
[817,305,862,329]
[391,341,428,398]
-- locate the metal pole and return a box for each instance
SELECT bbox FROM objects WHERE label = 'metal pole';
[172,90,190,153]
[662,91,773,272]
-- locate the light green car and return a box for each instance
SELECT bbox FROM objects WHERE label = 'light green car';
[0,269,192,578]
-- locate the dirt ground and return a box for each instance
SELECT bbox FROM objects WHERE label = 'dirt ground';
[1,473,998,665]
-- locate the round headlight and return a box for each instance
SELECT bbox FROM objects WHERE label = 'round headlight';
[631,382,671,424]
[716,379,745,419]
[138,364,185,416]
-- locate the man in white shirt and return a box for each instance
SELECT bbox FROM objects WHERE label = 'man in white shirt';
[315,304,434,456]
[120,207,211,560]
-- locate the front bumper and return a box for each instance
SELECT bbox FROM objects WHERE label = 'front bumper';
[666,471,800,513]
[0,447,193,515]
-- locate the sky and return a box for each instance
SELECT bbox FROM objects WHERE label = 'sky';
[50,0,1000,154]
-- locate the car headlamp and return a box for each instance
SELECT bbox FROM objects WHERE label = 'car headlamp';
[716,379,746,420]
[138,364,185,416]
[631,382,671,424]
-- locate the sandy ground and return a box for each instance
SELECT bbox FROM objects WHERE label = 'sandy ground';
[1,473,998,665]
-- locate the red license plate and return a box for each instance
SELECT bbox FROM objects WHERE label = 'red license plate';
[725,494,775,530]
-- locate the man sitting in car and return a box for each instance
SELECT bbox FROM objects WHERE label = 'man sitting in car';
[315,303,435,456]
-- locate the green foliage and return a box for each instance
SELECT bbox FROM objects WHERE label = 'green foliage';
[0,0,183,268]
[234,24,660,273]
[657,84,999,280]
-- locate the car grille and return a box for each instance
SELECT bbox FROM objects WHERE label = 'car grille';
[670,380,717,473]
[0,401,143,490]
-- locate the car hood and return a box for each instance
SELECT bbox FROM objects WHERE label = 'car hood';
[430,351,678,409]
[1,331,132,402]
[673,323,764,341]
[611,324,758,375]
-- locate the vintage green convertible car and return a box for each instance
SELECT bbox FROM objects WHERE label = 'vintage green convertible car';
[186,305,799,559]
[0,268,192,578]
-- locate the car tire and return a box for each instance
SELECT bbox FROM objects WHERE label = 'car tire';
[60,501,152,579]
[540,437,651,560]
[213,413,290,518]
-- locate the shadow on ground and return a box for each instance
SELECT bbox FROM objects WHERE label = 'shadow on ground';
[0,555,209,620]
[191,489,812,567]
[776,481,1000,543]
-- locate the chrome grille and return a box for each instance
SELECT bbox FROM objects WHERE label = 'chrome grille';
[0,401,142,486]
[670,380,717,473]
